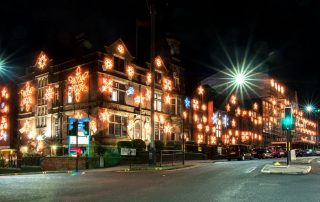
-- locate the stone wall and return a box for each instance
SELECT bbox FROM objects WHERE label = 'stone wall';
[41,157,87,171]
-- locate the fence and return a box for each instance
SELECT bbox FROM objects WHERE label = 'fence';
[160,150,183,167]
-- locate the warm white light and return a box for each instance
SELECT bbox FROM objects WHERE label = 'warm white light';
[235,73,245,85]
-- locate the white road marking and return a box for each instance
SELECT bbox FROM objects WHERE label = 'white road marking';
[245,166,257,173]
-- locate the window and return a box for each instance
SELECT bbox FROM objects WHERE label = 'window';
[174,77,179,88]
[155,72,162,84]
[154,93,162,112]
[170,97,177,115]
[108,114,127,137]
[67,86,73,103]
[154,122,164,140]
[36,106,47,128]
[37,77,48,105]
[111,82,125,104]
[114,57,125,73]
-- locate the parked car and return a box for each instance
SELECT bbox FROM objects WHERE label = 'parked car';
[315,149,320,156]
[268,146,286,158]
[304,149,316,156]
[226,144,252,161]
[252,148,273,159]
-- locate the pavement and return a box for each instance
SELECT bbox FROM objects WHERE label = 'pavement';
[261,157,319,175]
[0,160,214,176]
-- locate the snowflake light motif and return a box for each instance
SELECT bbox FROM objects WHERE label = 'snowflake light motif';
[163,78,172,91]
[126,86,135,95]
[184,97,191,108]
[155,56,162,67]
[146,72,152,85]
[117,44,125,54]
[145,89,151,101]
[103,57,113,70]
[37,52,49,70]
[68,66,89,102]
[164,123,172,134]
[127,65,135,80]
[192,99,199,110]
[20,82,34,112]
[101,77,113,94]
[99,110,110,122]
[44,86,54,101]
[19,120,31,134]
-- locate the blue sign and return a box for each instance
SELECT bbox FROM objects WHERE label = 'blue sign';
[184,97,191,108]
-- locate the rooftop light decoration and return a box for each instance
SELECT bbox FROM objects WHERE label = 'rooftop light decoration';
[117,44,125,54]
[44,86,54,101]
[20,82,34,112]
[155,56,162,68]
[68,66,89,102]
[36,52,49,70]
[198,85,204,96]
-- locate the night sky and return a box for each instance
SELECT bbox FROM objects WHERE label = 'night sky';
[0,0,319,107]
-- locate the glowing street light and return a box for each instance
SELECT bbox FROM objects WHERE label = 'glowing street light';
[235,73,246,86]
[305,105,314,113]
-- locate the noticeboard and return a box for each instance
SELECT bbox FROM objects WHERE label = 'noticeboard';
[120,148,136,156]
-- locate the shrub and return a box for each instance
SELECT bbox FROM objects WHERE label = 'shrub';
[132,139,146,152]
[103,150,122,167]
[155,140,164,151]
[117,141,133,149]
[166,141,182,150]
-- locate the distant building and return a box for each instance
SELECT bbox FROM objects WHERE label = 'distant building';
[17,39,185,156]
[202,72,317,149]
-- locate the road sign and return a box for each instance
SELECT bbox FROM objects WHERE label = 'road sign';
[120,148,136,156]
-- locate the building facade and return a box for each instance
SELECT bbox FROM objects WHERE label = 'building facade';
[17,39,185,156]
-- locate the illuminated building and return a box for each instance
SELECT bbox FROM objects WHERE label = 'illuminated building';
[17,39,185,156]
[202,73,318,149]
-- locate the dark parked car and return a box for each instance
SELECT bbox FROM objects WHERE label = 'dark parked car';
[252,148,273,159]
[226,144,252,161]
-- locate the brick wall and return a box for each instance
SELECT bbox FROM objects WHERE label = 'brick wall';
[41,157,87,171]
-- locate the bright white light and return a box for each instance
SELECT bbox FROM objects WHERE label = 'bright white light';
[305,105,314,112]
[235,73,246,85]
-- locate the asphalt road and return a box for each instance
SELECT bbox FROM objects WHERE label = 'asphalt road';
[1,159,320,202]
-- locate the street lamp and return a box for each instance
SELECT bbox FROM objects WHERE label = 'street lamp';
[182,111,187,165]
[305,105,314,113]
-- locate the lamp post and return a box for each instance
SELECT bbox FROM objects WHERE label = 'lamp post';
[182,111,187,165]
[148,0,156,165]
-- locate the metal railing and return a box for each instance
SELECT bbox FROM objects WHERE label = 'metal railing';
[160,150,183,167]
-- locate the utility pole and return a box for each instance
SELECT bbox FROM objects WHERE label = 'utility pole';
[148,0,156,165]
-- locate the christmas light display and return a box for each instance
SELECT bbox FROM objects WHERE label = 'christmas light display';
[127,65,135,80]
[117,44,125,54]
[36,52,49,70]
[192,99,199,110]
[20,82,34,112]
[164,123,172,134]
[101,77,113,94]
[198,85,204,95]
[90,120,97,134]
[103,57,113,70]
[44,86,54,101]
[146,72,152,85]
[155,56,162,68]
[165,93,171,104]
[145,89,151,101]
[68,66,89,102]
[99,109,110,122]
[163,78,172,91]
[1,88,9,99]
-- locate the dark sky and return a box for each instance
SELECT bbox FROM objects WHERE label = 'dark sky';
[0,0,319,107]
